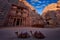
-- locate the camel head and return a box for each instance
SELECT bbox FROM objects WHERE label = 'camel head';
[15,31,18,36]
[30,31,32,34]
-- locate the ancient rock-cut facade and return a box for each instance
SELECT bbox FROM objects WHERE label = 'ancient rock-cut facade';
[4,4,31,26]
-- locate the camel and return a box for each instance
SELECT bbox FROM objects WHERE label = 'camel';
[30,31,45,39]
[15,31,30,38]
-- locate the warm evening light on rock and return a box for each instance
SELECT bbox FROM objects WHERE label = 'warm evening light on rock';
[43,0,60,13]
[43,3,57,13]
[42,0,60,18]
[19,0,35,10]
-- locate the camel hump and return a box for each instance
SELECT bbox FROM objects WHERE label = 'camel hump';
[15,31,18,36]
[34,31,45,39]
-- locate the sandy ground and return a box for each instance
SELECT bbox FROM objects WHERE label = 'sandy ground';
[0,27,60,40]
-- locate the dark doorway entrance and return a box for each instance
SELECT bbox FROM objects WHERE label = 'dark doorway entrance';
[20,19,22,25]
[16,19,20,26]
[13,18,16,26]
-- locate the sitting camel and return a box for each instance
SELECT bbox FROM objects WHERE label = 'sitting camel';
[15,31,30,38]
[30,31,45,39]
